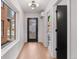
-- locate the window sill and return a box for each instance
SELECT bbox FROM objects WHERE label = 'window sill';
[1,40,19,57]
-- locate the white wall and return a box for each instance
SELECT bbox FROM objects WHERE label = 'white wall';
[58,0,67,5]
[52,6,57,58]
[1,0,25,59]
[42,14,48,47]
[70,0,77,59]
[24,13,45,44]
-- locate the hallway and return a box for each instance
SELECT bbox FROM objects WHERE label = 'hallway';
[1,0,77,59]
[17,43,52,59]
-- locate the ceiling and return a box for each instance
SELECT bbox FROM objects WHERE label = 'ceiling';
[18,0,51,13]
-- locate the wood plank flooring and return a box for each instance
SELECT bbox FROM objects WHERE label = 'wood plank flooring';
[17,42,52,59]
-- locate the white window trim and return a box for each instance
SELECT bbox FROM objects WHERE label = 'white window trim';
[1,40,19,56]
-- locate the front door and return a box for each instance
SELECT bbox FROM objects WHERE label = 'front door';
[27,18,38,42]
[56,5,67,59]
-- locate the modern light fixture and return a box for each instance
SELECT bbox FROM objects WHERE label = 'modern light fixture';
[28,1,39,10]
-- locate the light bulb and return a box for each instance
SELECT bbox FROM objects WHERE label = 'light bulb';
[32,7,35,10]
[28,3,32,6]
[36,3,39,7]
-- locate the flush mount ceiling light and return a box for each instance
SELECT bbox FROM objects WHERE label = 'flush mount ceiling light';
[28,1,39,10]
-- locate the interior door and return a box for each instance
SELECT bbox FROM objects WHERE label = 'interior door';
[56,5,67,59]
[27,18,38,42]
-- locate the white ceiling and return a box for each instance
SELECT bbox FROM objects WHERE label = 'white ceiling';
[18,0,51,13]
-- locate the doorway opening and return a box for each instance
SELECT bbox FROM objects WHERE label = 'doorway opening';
[27,18,38,42]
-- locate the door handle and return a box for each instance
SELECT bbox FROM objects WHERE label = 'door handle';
[55,48,59,51]
[55,29,58,32]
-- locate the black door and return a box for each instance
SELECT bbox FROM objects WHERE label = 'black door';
[27,18,38,42]
[56,6,67,59]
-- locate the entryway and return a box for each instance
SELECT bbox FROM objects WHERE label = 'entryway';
[27,18,38,42]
